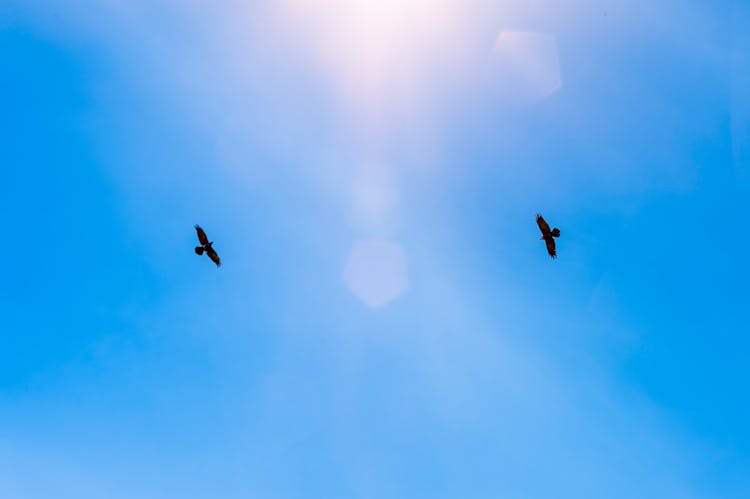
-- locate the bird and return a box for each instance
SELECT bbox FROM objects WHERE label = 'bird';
[194,225,221,267]
[536,214,561,258]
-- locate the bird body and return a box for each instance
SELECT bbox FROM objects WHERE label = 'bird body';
[536,214,561,258]
[194,225,221,267]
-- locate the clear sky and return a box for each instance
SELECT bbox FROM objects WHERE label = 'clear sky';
[1,1,749,497]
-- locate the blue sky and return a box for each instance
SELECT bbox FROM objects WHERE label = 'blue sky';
[1,1,749,497]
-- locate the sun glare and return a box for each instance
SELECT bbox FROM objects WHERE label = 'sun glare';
[274,0,468,123]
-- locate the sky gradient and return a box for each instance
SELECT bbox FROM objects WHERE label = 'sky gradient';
[2,1,749,497]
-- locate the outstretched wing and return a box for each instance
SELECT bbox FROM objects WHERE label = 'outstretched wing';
[195,225,209,245]
[536,214,551,236]
[545,237,557,258]
[206,247,221,267]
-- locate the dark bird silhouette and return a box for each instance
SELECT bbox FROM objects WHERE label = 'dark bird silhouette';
[194,225,221,267]
[536,214,561,258]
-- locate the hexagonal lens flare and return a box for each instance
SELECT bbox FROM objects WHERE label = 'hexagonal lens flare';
[342,239,410,307]
[489,31,562,104]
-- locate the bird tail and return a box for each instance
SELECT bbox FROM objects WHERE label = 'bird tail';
[195,246,204,255]
[551,228,560,238]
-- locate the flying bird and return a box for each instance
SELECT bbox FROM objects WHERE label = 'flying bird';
[194,225,221,267]
[536,214,561,258]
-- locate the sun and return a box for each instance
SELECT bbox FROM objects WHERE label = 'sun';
[273,0,468,118]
